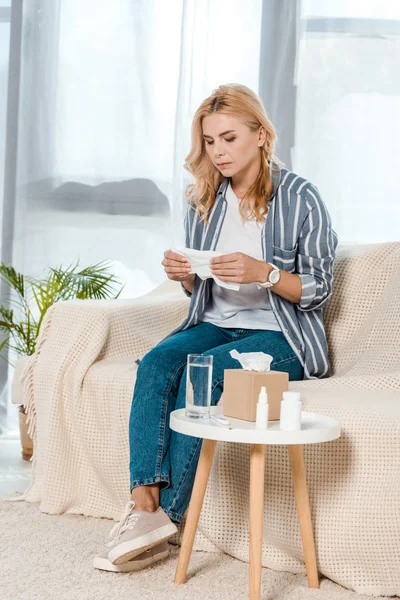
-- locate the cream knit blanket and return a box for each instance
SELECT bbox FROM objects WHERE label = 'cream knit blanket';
[6,242,400,596]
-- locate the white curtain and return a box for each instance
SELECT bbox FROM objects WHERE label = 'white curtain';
[1,0,399,434]
[2,0,263,433]
[292,0,400,242]
[13,0,262,296]
[0,1,11,436]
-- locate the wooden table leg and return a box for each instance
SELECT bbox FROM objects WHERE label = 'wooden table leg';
[249,444,266,600]
[287,444,320,588]
[174,438,217,584]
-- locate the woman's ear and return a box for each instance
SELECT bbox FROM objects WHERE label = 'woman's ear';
[258,126,267,146]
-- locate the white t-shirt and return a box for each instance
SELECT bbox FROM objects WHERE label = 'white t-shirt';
[201,181,281,331]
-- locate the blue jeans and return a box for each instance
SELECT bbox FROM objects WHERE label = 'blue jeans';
[129,322,303,524]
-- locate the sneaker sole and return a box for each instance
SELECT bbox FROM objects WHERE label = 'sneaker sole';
[93,548,170,572]
[108,522,178,565]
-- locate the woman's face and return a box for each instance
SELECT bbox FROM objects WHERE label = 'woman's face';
[202,113,265,177]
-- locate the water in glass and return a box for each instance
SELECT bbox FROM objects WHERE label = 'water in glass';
[185,354,213,418]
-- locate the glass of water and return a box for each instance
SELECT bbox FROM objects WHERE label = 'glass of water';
[185,354,213,418]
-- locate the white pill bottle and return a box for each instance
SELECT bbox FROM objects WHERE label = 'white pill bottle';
[279,391,302,431]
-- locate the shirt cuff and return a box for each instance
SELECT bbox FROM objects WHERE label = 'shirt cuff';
[180,281,192,297]
[297,273,317,308]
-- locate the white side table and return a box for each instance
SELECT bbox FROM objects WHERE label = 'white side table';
[170,405,341,600]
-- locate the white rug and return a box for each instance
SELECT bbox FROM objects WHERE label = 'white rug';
[0,495,381,600]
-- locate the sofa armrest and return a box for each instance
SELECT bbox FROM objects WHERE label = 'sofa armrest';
[97,293,189,361]
[20,279,189,414]
[15,279,189,502]
[56,283,190,362]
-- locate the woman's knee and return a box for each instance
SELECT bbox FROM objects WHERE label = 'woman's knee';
[136,346,187,393]
[272,355,304,381]
[139,345,181,372]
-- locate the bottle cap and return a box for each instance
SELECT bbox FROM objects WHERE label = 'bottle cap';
[258,386,268,403]
[282,391,301,402]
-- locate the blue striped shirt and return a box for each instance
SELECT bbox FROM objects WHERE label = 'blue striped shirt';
[163,164,338,379]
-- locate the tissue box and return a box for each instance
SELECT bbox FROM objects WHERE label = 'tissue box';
[222,369,289,422]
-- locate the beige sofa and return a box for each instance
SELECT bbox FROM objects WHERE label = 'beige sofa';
[8,242,400,596]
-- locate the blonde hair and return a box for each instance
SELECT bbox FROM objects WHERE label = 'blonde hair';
[183,83,284,224]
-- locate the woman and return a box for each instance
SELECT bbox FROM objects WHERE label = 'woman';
[93,83,338,572]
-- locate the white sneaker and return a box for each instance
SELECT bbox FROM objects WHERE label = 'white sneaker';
[93,541,170,572]
[106,500,178,565]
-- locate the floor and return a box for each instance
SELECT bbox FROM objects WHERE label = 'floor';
[0,436,32,496]
[1,435,395,599]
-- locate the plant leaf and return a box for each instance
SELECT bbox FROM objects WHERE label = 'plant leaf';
[0,258,125,362]
[0,265,26,298]
[49,259,124,300]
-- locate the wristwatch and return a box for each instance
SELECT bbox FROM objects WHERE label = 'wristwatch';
[256,263,281,289]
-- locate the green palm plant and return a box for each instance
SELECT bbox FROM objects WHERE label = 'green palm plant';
[0,259,125,366]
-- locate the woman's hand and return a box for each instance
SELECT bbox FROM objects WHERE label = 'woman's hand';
[161,250,196,283]
[210,252,268,284]
[211,251,302,303]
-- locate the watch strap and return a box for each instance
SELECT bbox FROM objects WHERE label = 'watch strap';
[256,263,280,289]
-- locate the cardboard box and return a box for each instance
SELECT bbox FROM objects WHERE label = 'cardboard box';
[222,369,289,422]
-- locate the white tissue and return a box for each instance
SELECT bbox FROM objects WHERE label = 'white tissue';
[230,349,273,372]
[171,247,240,291]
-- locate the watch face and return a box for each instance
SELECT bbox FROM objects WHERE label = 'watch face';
[269,269,280,284]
